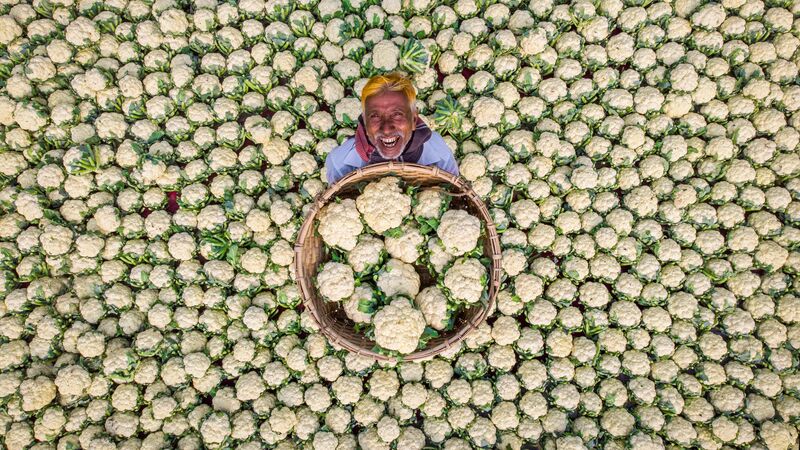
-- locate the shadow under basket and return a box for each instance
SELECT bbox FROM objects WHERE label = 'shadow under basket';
[294,162,502,361]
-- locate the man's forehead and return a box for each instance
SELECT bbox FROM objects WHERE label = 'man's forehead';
[364,90,410,110]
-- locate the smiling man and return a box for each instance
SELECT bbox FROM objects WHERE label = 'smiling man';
[325,72,460,185]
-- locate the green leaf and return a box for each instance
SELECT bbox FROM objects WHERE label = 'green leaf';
[329,248,347,263]
[357,298,376,314]
[42,209,68,226]
[383,226,404,239]
[418,326,440,349]
[399,39,430,74]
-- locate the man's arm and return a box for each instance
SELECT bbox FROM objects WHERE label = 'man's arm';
[436,146,460,177]
[324,139,356,185]
[325,153,341,185]
[424,132,460,177]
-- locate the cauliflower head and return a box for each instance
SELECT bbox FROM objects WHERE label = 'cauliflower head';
[376,258,421,298]
[437,209,481,256]
[343,284,376,324]
[413,188,448,220]
[355,177,412,234]
[415,286,451,331]
[385,224,425,264]
[425,237,455,275]
[373,298,426,354]
[318,198,363,251]
[347,235,386,274]
[317,262,355,302]
[444,258,487,304]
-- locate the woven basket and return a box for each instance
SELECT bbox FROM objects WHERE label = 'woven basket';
[294,162,502,361]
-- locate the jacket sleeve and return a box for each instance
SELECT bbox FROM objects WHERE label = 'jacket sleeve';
[435,144,460,177]
[325,152,341,184]
[325,153,343,185]
[325,138,360,185]
[425,132,460,177]
[324,144,347,185]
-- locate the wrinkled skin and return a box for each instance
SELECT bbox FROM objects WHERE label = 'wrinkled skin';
[364,90,416,159]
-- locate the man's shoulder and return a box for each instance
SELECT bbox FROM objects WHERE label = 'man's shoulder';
[421,131,455,162]
[327,136,356,159]
[325,137,358,166]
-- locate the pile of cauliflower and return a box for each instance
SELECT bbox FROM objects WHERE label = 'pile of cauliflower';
[315,176,488,355]
[1,0,800,448]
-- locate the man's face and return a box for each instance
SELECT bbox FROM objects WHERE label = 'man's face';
[364,90,416,160]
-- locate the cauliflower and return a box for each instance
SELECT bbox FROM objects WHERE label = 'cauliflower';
[437,210,481,256]
[376,258,421,298]
[344,284,376,324]
[415,286,451,331]
[413,189,448,220]
[384,224,425,264]
[348,236,386,273]
[316,262,355,302]
[426,238,455,274]
[444,258,487,304]
[318,199,363,251]
[20,376,57,412]
[373,298,426,354]
[356,177,412,234]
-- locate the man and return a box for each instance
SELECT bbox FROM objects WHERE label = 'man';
[325,72,460,185]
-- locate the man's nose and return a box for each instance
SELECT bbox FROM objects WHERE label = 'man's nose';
[380,120,395,134]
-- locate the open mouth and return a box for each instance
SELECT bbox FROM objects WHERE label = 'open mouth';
[379,136,400,148]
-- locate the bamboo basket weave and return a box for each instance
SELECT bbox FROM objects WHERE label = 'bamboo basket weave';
[294,162,502,361]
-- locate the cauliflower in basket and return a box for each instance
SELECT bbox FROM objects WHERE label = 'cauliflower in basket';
[348,235,386,274]
[317,262,355,302]
[318,199,363,251]
[344,284,377,324]
[444,258,487,304]
[416,286,451,331]
[373,297,426,354]
[437,209,481,256]
[376,258,421,298]
[385,224,425,264]
[414,188,448,220]
[356,177,412,234]
[425,238,455,274]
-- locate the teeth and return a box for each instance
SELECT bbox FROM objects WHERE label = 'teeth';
[380,137,399,148]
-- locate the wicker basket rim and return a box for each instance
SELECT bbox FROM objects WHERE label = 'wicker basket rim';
[294,162,502,361]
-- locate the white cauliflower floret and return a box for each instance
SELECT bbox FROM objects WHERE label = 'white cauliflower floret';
[39,225,73,256]
[200,411,231,446]
[414,189,447,220]
[54,365,92,399]
[348,236,385,273]
[371,40,400,71]
[415,286,451,331]
[437,209,481,256]
[426,238,455,274]
[318,199,363,251]
[760,420,798,450]
[344,284,376,324]
[376,258,421,298]
[444,258,487,304]
[373,298,426,354]
[385,224,425,264]
[356,177,412,234]
[316,262,355,302]
[19,376,57,412]
[471,97,505,127]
